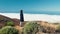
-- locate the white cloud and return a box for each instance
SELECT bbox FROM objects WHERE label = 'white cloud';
[24,14,60,23]
[0,13,60,23]
[0,13,20,19]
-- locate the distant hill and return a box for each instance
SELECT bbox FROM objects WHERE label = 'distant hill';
[0,15,20,28]
[12,18,20,26]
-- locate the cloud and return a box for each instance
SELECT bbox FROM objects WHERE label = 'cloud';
[24,14,60,23]
[0,13,20,19]
[0,13,60,23]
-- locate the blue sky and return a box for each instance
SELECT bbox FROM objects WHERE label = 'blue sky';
[0,0,60,15]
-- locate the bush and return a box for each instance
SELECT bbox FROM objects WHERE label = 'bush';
[22,22,41,34]
[6,21,14,26]
[55,25,60,32]
[0,26,19,34]
[57,25,60,30]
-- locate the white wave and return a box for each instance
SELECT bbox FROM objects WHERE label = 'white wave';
[0,13,60,23]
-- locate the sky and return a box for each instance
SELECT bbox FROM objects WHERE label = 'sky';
[1,0,60,22]
[0,0,60,15]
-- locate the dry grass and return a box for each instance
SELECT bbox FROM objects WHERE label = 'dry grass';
[14,25,24,34]
[14,21,59,34]
[37,21,58,30]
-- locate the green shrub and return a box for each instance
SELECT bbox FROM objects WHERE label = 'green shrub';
[57,25,60,30]
[0,26,19,34]
[22,22,41,34]
[6,21,14,26]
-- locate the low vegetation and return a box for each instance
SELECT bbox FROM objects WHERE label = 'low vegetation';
[5,21,14,26]
[0,26,19,34]
[0,19,59,34]
[55,25,60,32]
[22,22,41,34]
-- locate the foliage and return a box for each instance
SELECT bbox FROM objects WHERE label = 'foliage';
[0,26,19,34]
[52,23,59,25]
[6,21,14,26]
[57,25,60,31]
[54,25,60,32]
[22,22,41,34]
[57,25,60,30]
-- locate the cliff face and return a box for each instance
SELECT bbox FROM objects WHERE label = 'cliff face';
[0,15,20,28]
